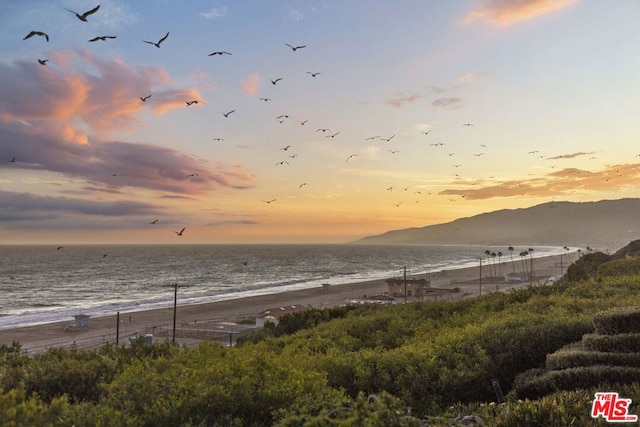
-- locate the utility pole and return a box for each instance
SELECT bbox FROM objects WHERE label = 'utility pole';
[479,257,482,296]
[116,311,120,346]
[404,267,407,303]
[163,283,185,344]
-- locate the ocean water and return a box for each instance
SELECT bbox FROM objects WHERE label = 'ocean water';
[0,244,565,329]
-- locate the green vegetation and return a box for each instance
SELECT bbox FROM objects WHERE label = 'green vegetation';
[3,246,640,425]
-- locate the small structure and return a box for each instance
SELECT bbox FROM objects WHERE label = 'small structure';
[385,278,430,298]
[256,304,312,327]
[73,314,91,328]
[321,283,331,292]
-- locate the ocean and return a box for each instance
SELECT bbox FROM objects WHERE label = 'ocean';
[0,244,565,329]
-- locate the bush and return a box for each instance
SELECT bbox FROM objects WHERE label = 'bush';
[598,257,640,277]
[565,252,611,282]
[582,333,640,353]
[514,365,640,400]
[593,306,640,335]
[546,349,640,370]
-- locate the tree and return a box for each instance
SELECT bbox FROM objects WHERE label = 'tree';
[508,246,516,273]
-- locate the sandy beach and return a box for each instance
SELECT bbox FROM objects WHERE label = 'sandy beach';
[0,254,567,353]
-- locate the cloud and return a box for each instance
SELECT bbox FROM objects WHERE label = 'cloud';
[0,54,254,195]
[288,8,303,21]
[240,73,261,95]
[385,94,422,109]
[205,220,259,227]
[0,50,201,137]
[464,0,579,27]
[440,164,640,200]
[200,7,228,19]
[432,97,463,110]
[0,190,161,221]
[545,151,596,160]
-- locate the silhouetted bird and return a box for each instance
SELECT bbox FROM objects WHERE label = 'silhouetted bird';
[23,31,49,42]
[208,51,231,56]
[140,94,152,102]
[37,59,48,65]
[143,32,169,48]
[285,43,306,51]
[65,4,100,22]
[270,78,283,85]
[223,110,235,117]
[185,100,199,106]
[89,35,116,42]
[307,72,320,77]
[174,227,185,236]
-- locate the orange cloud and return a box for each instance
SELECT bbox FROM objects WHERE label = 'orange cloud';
[440,164,640,200]
[240,73,261,95]
[464,0,579,27]
[545,151,595,160]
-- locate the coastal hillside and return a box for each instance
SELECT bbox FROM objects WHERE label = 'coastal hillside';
[355,198,640,247]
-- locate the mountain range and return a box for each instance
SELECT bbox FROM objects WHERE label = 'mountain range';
[354,198,640,249]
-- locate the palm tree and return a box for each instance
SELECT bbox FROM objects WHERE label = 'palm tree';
[528,247,535,279]
[497,251,504,277]
[484,250,492,277]
[520,251,529,277]
[491,252,497,277]
[508,246,516,273]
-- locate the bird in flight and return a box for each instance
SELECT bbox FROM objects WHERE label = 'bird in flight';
[299,183,308,188]
[174,227,185,236]
[185,100,199,106]
[275,161,289,166]
[307,72,320,77]
[140,94,152,102]
[388,150,399,154]
[381,135,395,142]
[422,130,431,135]
[212,138,224,142]
[271,78,283,85]
[263,199,276,203]
[186,173,199,178]
[65,4,100,22]
[317,128,330,133]
[259,97,271,102]
[223,110,235,117]
[280,145,291,151]
[365,136,380,141]
[208,51,231,56]
[346,154,358,162]
[326,132,340,138]
[89,35,116,42]
[149,219,158,224]
[298,120,308,126]
[7,157,16,163]
[144,32,169,48]
[463,123,474,127]
[23,31,49,42]
[285,43,306,51]
[37,59,48,65]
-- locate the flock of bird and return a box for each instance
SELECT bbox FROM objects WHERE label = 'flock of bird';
[10,3,615,246]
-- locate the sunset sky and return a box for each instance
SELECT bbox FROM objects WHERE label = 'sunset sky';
[1,0,640,244]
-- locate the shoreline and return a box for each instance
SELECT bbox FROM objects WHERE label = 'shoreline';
[0,254,568,353]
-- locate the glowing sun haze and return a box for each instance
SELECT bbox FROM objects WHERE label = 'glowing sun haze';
[1,0,639,244]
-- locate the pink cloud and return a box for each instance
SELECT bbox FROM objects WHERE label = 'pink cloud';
[240,73,261,95]
[464,0,579,27]
[386,94,422,109]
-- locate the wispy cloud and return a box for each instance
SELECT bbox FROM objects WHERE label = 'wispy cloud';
[385,94,422,109]
[545,151,596,160]
[432,97,463,110]
[200,7,228,19]
[440,164,640,199]
[288,8,303,21]
[240,73,261,95]
[464,0,579,27]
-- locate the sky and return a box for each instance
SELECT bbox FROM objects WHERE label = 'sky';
[1,0,640,244]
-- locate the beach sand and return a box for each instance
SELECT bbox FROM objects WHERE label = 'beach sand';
[0,254,567,353]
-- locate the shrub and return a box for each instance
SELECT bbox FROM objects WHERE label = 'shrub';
[565,252,611,282]
[582,333,640,353]
[546,349,640,370]
[598,257,640,277]
[593,306,640,335]
[514,365,640,400]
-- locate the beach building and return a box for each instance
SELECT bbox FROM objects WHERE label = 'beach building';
[385,278,430,298]
[256,304,312,327]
